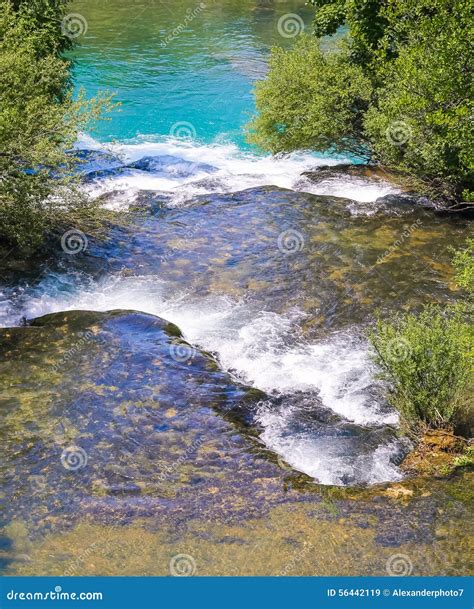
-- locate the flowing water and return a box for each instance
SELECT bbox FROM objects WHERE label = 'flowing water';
[0,0,472,576]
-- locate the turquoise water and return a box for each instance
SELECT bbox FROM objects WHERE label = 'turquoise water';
[71,0,314,147]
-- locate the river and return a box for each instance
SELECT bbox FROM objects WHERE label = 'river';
[0,0,472,576]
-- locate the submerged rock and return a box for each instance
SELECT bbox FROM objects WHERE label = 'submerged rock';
[301,164,401,185]
[374,193,435,211]
[69,149,124,179]
[79,154,218,184]
[96,189,170,213]
[125,155,217,176]
[82,166,129,182]
[1,303,472,579]
[302,164,474,214]
[70,148,122,167]
[0,310,264,527]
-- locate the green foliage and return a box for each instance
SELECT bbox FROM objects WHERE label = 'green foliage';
[310,0,347,38]
[0,0,111,250]
[310,0,388,69]
[247,36,372,156]
[369,239,473,438]
[364,1,474,200]
[10,0,74,56]
[452,238,474,295]
[368,306,471,433]
[250,0,473,202]
[453,445,474,469]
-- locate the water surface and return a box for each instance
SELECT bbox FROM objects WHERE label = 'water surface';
[0,0,472,577]
[71,0,314,145]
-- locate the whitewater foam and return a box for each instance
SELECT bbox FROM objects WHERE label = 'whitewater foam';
[258,401,404,485]
[0,271,401,484]
[76,134,399,206]
[296,174,398,204]
[4,273,395,424]
[1,134,405,484]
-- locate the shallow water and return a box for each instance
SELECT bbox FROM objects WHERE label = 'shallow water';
[0,0,472,577]
[1,309,473,576]
[1,156,469,485]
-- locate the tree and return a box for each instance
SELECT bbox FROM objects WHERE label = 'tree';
[364,0,474,200]
[310,0,388,70]
[10,0,74,55]
[0,0,110,250]
[247,37,372,156]
[248,0,473,203]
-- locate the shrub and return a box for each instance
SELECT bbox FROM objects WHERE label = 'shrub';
[0,0,111,250]
[452,238,474,296]
[249,0,473,203]
[364,2,474,201]
[368,305,471,433]
[246,36,372,157]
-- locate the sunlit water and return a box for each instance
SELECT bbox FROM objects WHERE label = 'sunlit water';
[69,0,315,146]
[0,0,470,492]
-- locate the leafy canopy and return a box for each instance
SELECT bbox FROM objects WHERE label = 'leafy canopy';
[249,0,474,202]
[248,37,372,157]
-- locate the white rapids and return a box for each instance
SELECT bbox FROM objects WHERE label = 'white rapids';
[0,135,405,485]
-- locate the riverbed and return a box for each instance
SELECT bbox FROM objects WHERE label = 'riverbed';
[0,0,472,576]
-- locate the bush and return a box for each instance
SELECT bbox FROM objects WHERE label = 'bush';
[452,238,474,296]
[364,2,473,201]
[247,36,372,157]
[249,0,473,203]
[0,0,111,250]
[368,306,471,433]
